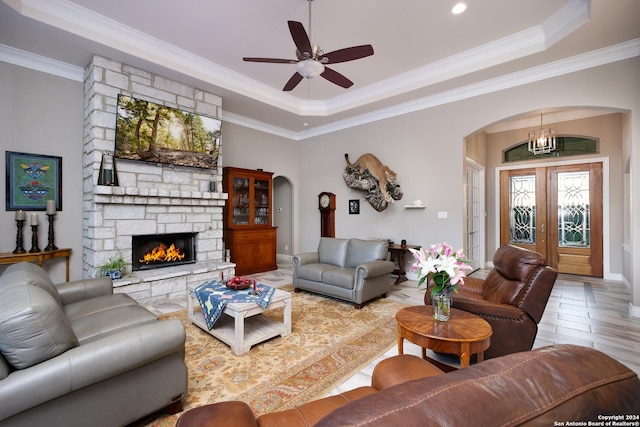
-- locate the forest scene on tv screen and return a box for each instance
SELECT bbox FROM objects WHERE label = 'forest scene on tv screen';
[115,94,221,169]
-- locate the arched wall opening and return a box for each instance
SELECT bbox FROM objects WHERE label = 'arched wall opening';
[273,175,294,263]
[464,107,629,281]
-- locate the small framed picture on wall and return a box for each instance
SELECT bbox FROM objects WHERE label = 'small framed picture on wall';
[349,199,360,215]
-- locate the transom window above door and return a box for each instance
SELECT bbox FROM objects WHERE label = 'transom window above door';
[504,136,598,163]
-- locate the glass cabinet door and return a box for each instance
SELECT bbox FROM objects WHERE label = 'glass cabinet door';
[232,177,249,225]
[253,178,269,225]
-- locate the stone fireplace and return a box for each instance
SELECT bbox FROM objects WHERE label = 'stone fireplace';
[82,55,234,305]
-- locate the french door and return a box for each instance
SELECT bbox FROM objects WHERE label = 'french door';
[464,160,484,270]
[500,162,603,277]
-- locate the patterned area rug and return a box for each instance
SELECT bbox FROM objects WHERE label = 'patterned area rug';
[138,286,408,426]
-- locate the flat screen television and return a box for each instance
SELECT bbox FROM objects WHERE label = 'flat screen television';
[115,94,221,169]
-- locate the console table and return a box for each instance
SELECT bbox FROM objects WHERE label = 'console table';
[0,248,72,281]
[388,244,420,284]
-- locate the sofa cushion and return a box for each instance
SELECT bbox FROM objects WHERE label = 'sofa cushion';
[318,238,349,267]
[321,268,356,290]
[0,265,64,307]
[258,386,378,427]
[482,269,525,305]
[70,305,158,344]
[296,263,339,282]
[345,239,388,268]
[493,244,546,281]
[63,293,139,321]
[0,284,78,369]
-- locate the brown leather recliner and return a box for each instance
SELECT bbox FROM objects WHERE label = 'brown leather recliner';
[175,345,640,427]
[424,244,558,359]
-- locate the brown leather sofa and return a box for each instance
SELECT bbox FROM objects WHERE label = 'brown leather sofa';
[425,244,558,359]
[176,344,640,426]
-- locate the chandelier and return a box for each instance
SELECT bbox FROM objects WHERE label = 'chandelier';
[528,113,556,155]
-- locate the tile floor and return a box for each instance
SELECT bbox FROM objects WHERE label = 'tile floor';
[146,264,640,398]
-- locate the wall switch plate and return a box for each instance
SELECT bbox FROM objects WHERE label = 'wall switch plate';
[437,211,448,219]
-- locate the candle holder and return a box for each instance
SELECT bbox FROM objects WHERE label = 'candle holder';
[29,225,40,253]
[249,280,261,296]
[44,214,58,251]
[13,219,26,254]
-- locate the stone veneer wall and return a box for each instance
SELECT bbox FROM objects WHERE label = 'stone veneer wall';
[83,55,233,304]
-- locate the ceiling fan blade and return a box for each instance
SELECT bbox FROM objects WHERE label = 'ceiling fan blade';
[320,67,353,89]
[321,45,374,64]
[288,21,313,58]
[283,73,304,91]
[243,57,297,64]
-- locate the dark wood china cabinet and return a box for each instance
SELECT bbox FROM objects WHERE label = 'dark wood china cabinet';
[223,167,277,275]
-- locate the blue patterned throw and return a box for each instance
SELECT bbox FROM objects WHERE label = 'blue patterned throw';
[194,279,276,330]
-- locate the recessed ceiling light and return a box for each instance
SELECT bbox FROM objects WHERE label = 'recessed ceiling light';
[452,3,467,14]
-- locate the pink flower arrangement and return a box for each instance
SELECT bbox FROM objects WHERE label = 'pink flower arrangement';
[409,242,473,297]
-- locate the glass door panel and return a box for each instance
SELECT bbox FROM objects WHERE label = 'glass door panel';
[464,164,483,269]
[232,177,250,225]
[509,175,537,245]
[557,171,590,248]
[253,179,269,225]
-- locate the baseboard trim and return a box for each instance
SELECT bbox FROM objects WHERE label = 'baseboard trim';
[630,303,640,320]
[277,254,293,264]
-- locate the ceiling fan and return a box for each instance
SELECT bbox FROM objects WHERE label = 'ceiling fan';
[243,0,374,91]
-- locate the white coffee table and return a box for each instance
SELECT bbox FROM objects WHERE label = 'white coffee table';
[187,285,292,355]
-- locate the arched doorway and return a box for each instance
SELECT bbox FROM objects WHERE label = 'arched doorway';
[273,175,293,262]
[467,108,626,279]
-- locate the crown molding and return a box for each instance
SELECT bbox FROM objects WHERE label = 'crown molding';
[298,38,640,140]
[3,0,304,115]
[0,43,84,81]
[4,0,589,119]
[3,38,638,141]
[3,0,636,141]
[542,0,590,47]
[221,111,300,141]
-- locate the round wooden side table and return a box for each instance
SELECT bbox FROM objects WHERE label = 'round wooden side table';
[396,305,492,368]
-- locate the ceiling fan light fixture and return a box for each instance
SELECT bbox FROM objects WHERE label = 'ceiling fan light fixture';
[296,59,325,79]
[452,3,467,14]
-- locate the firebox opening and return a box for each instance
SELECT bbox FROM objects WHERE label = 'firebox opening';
[132,232,197,271]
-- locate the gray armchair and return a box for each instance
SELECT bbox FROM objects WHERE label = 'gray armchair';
[0,262,187,426]
[293,238,395,308]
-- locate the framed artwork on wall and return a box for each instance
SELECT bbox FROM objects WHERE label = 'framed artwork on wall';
[349,199,360,215]
[5,151,62,211]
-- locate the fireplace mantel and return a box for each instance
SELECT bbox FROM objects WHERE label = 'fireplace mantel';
[94,185,227,206]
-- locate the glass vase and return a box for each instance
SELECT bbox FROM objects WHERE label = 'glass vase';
[432,288,451,321]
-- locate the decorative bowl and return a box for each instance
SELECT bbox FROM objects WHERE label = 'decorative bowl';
[225,277,252,290]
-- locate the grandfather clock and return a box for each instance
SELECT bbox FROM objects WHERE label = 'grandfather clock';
[318,192,336,238]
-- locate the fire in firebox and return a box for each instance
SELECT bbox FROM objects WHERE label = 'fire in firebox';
[139,243,185,265]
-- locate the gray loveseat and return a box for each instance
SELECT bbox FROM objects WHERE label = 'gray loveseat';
[0,262,188,427]
[293,238,395,308]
